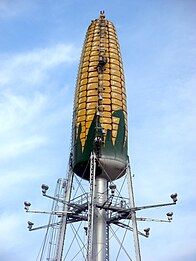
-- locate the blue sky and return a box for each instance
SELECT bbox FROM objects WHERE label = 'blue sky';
[0,0,195,260]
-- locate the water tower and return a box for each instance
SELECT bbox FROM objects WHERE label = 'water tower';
[24,11,177,261]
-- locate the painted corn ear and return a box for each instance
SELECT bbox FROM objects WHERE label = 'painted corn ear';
[72,12,128,180]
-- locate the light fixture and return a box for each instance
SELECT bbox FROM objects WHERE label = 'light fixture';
[41,184,49,195]
[24,201,31,211]
[27,221,34,230]
[144,228,150,237]
[166,212,173,221]
[170,193,177,203]
[109,184,116,195]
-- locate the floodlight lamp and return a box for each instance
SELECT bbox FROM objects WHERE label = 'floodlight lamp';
[170,193,177,203]
[166,212,173,221]
[24,201,31,211]
[144,228,150,237]
[27,221,34,230]
[109,184,116,194]
[41,184,49,195]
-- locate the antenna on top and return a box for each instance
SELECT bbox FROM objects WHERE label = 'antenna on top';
[100,10,105,19]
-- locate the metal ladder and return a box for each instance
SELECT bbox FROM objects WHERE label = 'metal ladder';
[86,152,96,261]
[105,221,109,261]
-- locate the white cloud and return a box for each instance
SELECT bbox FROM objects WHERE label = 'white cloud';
[0,43,77,161]
[0,91,48,161]
[0,91,47,133]
[0,43,78,87]
[0,135,47,162]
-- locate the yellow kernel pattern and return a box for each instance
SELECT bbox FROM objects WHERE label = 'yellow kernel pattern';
[74,18,127,148]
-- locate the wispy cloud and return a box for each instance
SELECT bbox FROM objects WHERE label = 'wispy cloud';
[0,91,48,161]
[0,91,47,133]
[0,43,77,161]
[0,168,44,198]
[0,135,47,162]
[0,43,78,87]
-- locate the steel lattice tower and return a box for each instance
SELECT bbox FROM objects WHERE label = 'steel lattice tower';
[24,11,177,261]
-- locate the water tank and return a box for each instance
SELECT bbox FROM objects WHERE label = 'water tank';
[72,12,128,180]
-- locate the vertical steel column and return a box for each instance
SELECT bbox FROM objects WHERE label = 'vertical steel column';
[55,157,74,261]
[93,177,108,261]
[127,164,141,261]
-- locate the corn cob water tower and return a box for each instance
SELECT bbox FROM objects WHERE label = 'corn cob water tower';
[24,11,177,261]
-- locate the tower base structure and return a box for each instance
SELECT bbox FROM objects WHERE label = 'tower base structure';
[24,151,177,261]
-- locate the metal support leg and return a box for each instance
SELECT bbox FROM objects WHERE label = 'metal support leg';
[127,164,141,261]
[55,157,74,261]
